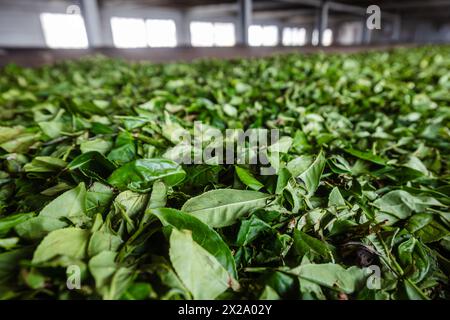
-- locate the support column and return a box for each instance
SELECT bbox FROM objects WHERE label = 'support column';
[177,10,191,47]
[315,1,329,46]
[362,18,372,44]
[237,0,252,46]
[80,0,103,47]
[278,24,284,46]
[392,15,401,42]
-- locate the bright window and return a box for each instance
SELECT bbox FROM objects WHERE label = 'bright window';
[190,22,214,47]
[146,19,177,47]
[248,25,263,46]
[311,28,333,46]
[249,25,278,46]
[282,27,306,46]
[214,23,235,46]
[110,17,147,48]
[40,13,89,48]
[190,22,235,47]
[322,28,333,46]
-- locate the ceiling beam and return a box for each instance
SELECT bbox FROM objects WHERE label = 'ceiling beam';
[276,0,399,19]
[382,0,450,10]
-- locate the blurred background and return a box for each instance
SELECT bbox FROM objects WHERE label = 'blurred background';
[0,0,449,66]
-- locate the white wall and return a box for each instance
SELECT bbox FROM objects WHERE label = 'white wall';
[0,0,289,48]
[0,0,448,48]
[0,0,73,47]
[0,0,185,47]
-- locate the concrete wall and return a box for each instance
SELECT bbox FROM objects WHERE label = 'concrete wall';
[0,0,316,48]
[411,21,450,43]
[0,0,351,48]
[0,0,448,48]
[1,44,423,68]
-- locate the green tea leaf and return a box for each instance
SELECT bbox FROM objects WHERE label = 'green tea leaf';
[298,150,326,197]
[289,263,366,294]
[32,228,90,264]
[169,228,238,299]
[152,208,237,278]
[108,159,186,192]
[235,166,264,191]
[181,189,270,227]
